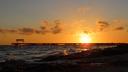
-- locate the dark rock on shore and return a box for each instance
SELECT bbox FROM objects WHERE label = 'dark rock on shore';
[0,59,128,72]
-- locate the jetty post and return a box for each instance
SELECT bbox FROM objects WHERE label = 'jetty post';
[12,39,25,48]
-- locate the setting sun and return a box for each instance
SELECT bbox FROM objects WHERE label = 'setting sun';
[79,33,92,43]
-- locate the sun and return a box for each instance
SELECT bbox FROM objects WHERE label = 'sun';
[79,33,91,43]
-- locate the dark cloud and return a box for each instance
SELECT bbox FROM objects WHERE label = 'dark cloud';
[35,30,42,34]
[18,28,35,35]
[0,28,45,35]
[40,20,62,34]
[41,20,50,29]
[40,26,46,30]
[51,20,62,34]
[6,29,17,33]
[0,29,4,33]
[97,21,110,31]
[83,30,89,34]
[40,26,49,34]
[98,21,109,25]
[40,20,51,34]
[51,26,62,34]
[114,27,125,31]
[0,29,17,33]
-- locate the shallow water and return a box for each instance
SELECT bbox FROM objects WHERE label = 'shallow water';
[0,45,78,62]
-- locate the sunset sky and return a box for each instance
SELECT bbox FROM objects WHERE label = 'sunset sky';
[0,0,128,45]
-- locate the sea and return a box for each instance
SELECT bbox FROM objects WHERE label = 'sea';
[0,43,119,62]
[0,44,128,72]
[0,45,80,62]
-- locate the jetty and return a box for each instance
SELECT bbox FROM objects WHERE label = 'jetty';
[11,39,128,47]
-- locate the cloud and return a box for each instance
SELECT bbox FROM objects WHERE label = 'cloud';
[40,20,51,28]
[0,29,17,33]
[0,20,62,35]
[18,28,35,35]
[35,30,42,34]
[95,19,128,32]
[114,27,125,31]
[0,28,45,35]
[111,19,128,32]
[40,20,62,34]
[6,29,17,33]
[40,26,50,34]
[51,25,62,34]
[112,19,128,25]
[1,19,127,36]
[51,20,62,34]
[0,20,64,35]
[0,29,4,33]
[40,20,53,34]
[97,21,110,31]
[98,21,109,25]
[83,30,90,34]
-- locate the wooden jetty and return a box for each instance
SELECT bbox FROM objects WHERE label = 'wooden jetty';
[11,42,127,46]
[11,43,81,46]
[11,39,128,46]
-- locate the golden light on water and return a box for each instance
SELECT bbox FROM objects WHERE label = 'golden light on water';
[79,33,92,43]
